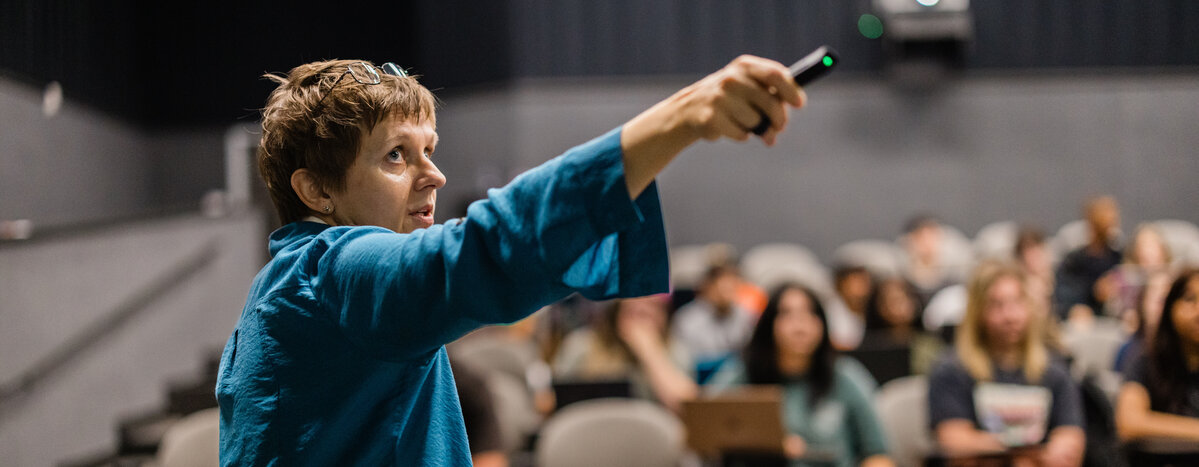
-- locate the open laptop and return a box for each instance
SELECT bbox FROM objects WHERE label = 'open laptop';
[845,342,912,386]
[681,385,786,459]
[551,379,632,411]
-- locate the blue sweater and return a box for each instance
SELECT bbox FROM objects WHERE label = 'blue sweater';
[216,128,669,465]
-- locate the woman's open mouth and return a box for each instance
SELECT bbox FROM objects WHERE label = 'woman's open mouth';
[409,205,434,227]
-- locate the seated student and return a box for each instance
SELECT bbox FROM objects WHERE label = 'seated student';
[1113,270,1172,376]
[861,277,943,377]
[1100,224,1172,320]
[708,283,894,467]
[553,295,697,412]
[899,214,963,306]
[1054,196,1123,322]
[1015,225,1055,312]
[1013,226,1070,357]
[1115,269,1199,443]
[929,262,1085,467]
[672,264,757,382]
[826,264,874,350]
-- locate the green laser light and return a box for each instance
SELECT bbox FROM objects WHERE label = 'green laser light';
[822,56,834,67]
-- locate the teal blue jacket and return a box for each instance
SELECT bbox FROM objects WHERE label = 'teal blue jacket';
[216,127,668,465]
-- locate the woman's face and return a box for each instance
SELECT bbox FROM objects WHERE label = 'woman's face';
[982,276,1031,351]
[329,115,446,233]
[1019,243,1051,277]
[1132,230,1169,269]
[879,280,916,327]
[773,289,824,359]
[1171,278,1199,347]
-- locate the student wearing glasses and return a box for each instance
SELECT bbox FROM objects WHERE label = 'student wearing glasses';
[216,57,806,465]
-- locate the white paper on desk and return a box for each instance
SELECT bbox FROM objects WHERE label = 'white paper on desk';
[973,382,1052,447]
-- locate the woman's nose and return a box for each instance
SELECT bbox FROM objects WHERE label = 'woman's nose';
[419,159,447,190]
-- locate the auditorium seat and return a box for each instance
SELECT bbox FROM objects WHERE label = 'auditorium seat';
[153,407,219,467]
[972,221,1018,262]
[1061,317,1127,381]
[485,370,543,453]
[449,334,541,385]
[741,243,832,298]
[1153,219,1199,267]
[873,376,935,467]
[669,243,736,291]
[831,239,904,278]
[535,398,683,467]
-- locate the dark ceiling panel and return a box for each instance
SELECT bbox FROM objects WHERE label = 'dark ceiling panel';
[2,0,1197,128]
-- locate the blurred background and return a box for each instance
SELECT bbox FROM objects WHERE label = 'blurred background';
[2,0,1198,465]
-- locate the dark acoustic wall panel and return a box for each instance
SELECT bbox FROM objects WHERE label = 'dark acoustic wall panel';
[2,0,1197,127]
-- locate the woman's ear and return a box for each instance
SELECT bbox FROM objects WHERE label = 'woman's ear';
[290,169,333,214]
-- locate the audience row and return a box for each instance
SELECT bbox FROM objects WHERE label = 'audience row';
[448,196,1199,467]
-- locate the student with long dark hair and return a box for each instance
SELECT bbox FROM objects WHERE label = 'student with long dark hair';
[1115,269,1199,442]
[861,277,943,376]
[708,283,893,467]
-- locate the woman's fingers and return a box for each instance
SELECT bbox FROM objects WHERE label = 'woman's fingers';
[678,54,810,145]
[707,111,751,142]
[721,73,790,137]
[733,55,805,108]
[712,56,804,142]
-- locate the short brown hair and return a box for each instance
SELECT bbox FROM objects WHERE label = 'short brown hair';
[257,59,438,224]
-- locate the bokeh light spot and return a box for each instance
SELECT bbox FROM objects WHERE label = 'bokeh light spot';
[858,14,884,39]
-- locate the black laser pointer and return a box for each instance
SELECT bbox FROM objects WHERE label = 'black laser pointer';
[750,45,839,136]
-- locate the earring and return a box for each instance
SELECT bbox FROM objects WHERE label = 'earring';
[323,205,331,213]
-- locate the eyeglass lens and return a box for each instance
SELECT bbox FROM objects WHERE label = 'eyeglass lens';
[380,62,408,77]
[346,62,382,85]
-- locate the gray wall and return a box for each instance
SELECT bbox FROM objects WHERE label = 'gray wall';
[434,71,1199,261]
[0,78,226,230]
[0,213,264,466]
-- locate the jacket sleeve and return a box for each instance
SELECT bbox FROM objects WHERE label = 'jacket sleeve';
[311,127,670,359]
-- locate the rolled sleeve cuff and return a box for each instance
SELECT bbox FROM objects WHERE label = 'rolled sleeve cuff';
[564,127,670,299]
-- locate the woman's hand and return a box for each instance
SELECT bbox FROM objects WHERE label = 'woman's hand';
[620,55,807,198]
[783,434,807,459]
[1040,426,1085,467]
[669,55,806,146]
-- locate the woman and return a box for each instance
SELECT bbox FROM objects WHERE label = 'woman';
[1113,270,1171,375]
[1014,225,1054,311]
[862,277,943,376]
[1114,269,1199,442]
[708,284,894,467]
[552,295,697,412]
[217,56,806,465]
[928,261,1085,467]
[1099,224,1172,320]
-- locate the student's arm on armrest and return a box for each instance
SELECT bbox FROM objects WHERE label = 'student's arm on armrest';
[935,419,1005,456]
[1115,381,1199,442]
[1041,426,1085,467]
[860,455,896,467]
